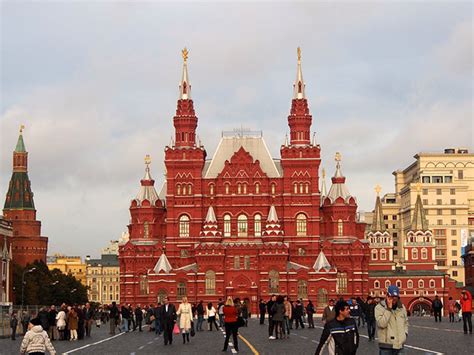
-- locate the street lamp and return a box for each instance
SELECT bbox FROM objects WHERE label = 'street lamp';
[21,267,37,310]
[51,281,59,286]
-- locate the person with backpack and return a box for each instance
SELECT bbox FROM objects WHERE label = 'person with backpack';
[432,295,443,322]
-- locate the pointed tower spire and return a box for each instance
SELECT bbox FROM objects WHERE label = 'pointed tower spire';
[288,47,312,146]
[371,185,386,232]
[200,206,222,239]
[313,250,331,272]
[134,155,160,206]
[284,134,289,147]
[179,47,191,100]
[15,125,26,153]
[262,205,284,237]
[153,251,173,274]
[326,152,353,203]
[320,168,327,205]
[174,48,198,148]
[293,47,306,99]
[411,184,428,231]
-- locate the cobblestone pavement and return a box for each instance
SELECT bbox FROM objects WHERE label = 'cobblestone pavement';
[1,316,472,354]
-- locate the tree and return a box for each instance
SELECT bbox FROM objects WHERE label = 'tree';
[13,261,88,305]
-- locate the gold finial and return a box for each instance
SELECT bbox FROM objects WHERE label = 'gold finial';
[375,184,382,196]
[414,181,422,194]
[144,154,151,166]
[335,152,342,162]
[322,168,326,178]
[19,124,25,134]
[182,47,189,63]
[297,47,301,62]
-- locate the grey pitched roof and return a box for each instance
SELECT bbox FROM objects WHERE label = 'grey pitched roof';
[87,254,119,267]
[153,253,172,274]
[203,135,281,178]
[313,250,331,271]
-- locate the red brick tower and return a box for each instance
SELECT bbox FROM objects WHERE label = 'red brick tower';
[3,126,48,267]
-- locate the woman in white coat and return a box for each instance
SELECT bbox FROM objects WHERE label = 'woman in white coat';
[56,306,67,340]
[177,296,193,344]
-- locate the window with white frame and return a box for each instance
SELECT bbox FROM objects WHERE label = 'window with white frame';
[269,270,279,293]
[205,270,216,294]
[296,213,307,236]
[237,214,248,237]
[179,215,190,237]
[338,219,343,236]
[407,280,413,288]
[224,214,231,237]
[254,214,262,237]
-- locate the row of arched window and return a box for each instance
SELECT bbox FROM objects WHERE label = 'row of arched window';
[374,279,436,289]
[293,182,310,194]
[178,213,309,237]
[176,184,192,195]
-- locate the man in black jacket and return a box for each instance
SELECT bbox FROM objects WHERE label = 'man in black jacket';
[315,300,359,355]
[359,296,376,341]
[109,302,119,335]
[159,297,177,345]
[134,304,143,332]
[267,295,276,339]
[259,299,266,325]
[294,300,305,329]
[432,295,443,322]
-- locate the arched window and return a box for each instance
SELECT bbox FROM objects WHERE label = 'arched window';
[421,247,428,260]
[205,270,216,294]
[157,289,167,304]
[188,184,192,195]
[255,183,260,194]
[139,275,149,295]
[317,288,328,305]
[177,282,187,300]
[407,280,413,288]
[237,214,248,237]
[374,280,380,289]
[269,270,279,293]
[271,183,276,195]
[372,249,378,260]
[299,183,304,194]
[243,184,247,194]
[209,184,214,195]
[380,249,387,260]
[338,219,343,236]
[179,215,190,237]
[254,214,262,237]
[385,280,391,288]
[234,256,240,269]
[305,183,309,194]
[225,183,230,194]
[143,221,149,239]
[337,272,347,294]
[412,248,418,260]
[244,255,250,270]
[396,280,402,288]
[177,184,181,195]
[182,184,187,195]
[238,183,242,194]
[224,214,231,237]
[418,280,424,288]
[297,280,308,299]
[294,183,298,194]
[296,213,307,236]
[429,279,435,288]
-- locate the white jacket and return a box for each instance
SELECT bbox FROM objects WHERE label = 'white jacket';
[20,325,56,355]
[56,310,66,330]
[375,300,408,350]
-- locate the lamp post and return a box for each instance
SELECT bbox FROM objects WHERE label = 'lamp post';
[21,267,36,310]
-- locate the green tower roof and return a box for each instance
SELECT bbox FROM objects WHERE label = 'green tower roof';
[15,134,26,152]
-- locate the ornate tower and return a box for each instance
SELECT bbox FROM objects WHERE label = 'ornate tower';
[368,186,394,270]
[3,126,48,267]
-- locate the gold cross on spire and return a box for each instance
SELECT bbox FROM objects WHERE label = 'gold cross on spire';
[19,124,25,134]
[375,184,382,196]
[144,154,151,167]
[297,47,301,63]
[182,47,189,63]
[335,152,342,162]
[322,168,326,178]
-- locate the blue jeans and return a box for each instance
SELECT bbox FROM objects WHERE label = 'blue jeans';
[283,316,290,335]
[154,319,162,334]
[197,315,204,331]
[379,348,406,355]
[122,319,129,332]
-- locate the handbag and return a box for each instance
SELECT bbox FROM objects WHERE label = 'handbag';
[150,315,156,322]
[190,321,195,337]
[173,323,180,334]
[236,316,245,328]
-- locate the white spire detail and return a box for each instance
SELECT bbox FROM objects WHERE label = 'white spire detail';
[312,132,316,146]
[284,134,289,147]
[134,155,160,206]
[153,252,172,274]
[320,168,327,205]
[267,205,279,223]
[205,206,217,223]
[313,250,331,272]
[293,47,306,99]
[179,47,191,100]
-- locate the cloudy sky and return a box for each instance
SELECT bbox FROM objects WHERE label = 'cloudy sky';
[1,1,472,258]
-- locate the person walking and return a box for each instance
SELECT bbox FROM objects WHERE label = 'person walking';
[241,301,249,327]
[375,285,408,355]
[84,303,94,337]
[322,299,336,325]
[56,306,67,341]
[206,302,219,331]
[67,308,78,341]
[38,307,50,335]
[283,296,292,338]
[177,296,193,344]
[364,296,377,341]
[10,311,18,340]
[218,299,225,328]
[109,302,120,335]
[267,295,276,339]
[159,297,177,346]
[432,296,443,322]
[21,311,31,335]
[222,297,239,352]
[447,297,456,323]
[154,303,162,335]
[306,300,315,328]
[134,304,143,332]
[259,299,266,325]
[350,297,361,327]
[460,289,472,334]
[20,318,56,355]
[196,300,205,331]
[47,305,58,341]
[315,300,359,355]
[294,299,305,329]
[271,295,286,339]
[121,304,130,332]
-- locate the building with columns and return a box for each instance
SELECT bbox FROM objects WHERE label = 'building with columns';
[119,48,370,312]
[2,127,48,267]
[0,216,13,304]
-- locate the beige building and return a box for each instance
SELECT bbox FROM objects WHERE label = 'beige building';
[86,240,120,304]
[366,148,474,284]
[47,254,87,285]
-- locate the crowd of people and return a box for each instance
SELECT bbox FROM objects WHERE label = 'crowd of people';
[8,288,473,355]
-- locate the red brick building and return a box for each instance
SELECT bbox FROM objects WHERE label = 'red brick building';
[368,190,459,315]
[3,128,48,268]
[0,216,13,304]
[119,49,370,312]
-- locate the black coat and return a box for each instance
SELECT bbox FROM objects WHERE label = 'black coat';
[197,303,205,316]
[159,304,176,326]
[294,303,304,317]
[259,302,266,313]
[121,306,131,319]
[134,307,143,321]
[38,310,49,330]
[432,299,443,311]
